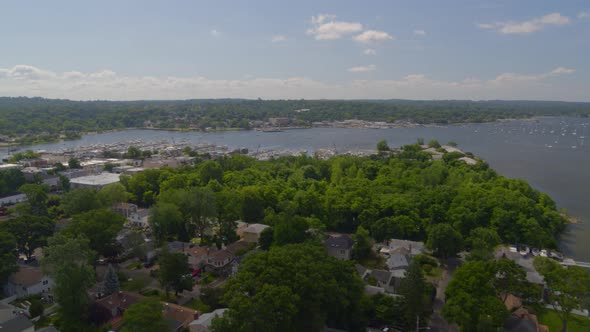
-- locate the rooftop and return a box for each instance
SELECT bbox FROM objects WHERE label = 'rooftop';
[189,308,228,328]
[70,172,121,186]
[244,223,270,234]
[95,291,143,312]
[9,265,45,287]
[325,235,354,250]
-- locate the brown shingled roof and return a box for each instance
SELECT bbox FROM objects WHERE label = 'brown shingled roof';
[95,291,144,312]
[9,265,44,287]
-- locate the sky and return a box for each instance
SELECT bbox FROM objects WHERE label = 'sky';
[0,0,589,101]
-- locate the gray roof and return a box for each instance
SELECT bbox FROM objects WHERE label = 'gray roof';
[386,253,409,270]
[0,316,34,332]
[504,317,537,332]
[325,235,354,250]
[370,269,392,285]
[37,327,60,332]
[70,172,120,186]
[388,239,424,256]
[355,264,369,278]
[244,224,270,234]
[189,308,228,328]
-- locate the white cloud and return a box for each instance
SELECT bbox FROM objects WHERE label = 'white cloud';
[0,64,584,101]
[551,67,575,75]
[353,30,393,43]
[578,12,590,19]
[307,14,363,40]
[490,67,574,84]
[348,64,376,73]
[3,65,55,80]
[413,29,426,36]
[363,48,377,55]
[271,35,287,43]
[210,29,220,37]
[479,12,570,34]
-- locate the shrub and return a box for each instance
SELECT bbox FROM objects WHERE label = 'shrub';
[29,299,44,318]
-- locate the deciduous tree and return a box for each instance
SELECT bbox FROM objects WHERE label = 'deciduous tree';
[121,298,170,332]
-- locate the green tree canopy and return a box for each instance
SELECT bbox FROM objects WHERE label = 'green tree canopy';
[60,187,100,216]
[157,250,192,296]
[63,209,125,258]
[0,215,54,260]
[121,298,170,332]
[534,257,590,332]
[214,243,365,332]
[41,234,95,332]
[426,224,463,258]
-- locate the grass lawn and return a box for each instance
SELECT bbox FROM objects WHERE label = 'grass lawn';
[538,309,590,332]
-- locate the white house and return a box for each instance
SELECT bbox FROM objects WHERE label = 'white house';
[3,266,54,300]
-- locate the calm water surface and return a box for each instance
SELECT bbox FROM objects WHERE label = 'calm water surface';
[9,117,590,261]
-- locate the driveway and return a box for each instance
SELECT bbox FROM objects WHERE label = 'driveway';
[429,257,461,332]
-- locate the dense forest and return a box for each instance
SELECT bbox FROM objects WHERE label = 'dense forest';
[121,145,567,250]
[1,97,590,143]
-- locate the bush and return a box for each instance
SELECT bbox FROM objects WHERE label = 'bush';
[29,299,44,318]
[414,254,439,267]
[423,264,433,273]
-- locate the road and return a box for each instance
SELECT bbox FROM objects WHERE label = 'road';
[428,257,461,332]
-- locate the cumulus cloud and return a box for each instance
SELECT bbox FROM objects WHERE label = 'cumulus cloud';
[478,12,570,34]
[413,29,426,36]
[578,12,590,19]
[3,65,55,80]
[271,35,287,43]
[0,64,584,101]
[363,48,376,55]
[210,29,220,37]
[353,30,393,43]
[307,14,363,40]
[348,64,376,73]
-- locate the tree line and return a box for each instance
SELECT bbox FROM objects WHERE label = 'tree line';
[2,97,590,143]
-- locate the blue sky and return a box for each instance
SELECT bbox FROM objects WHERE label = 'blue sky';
[0,0,589,100]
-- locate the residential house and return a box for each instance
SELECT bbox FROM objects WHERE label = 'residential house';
[0,315,34,332]
[368,269,395,293]
[381,239,424,257]
[206,249,234,276]
[162,302,199,331]
[324,235,354,261]
[95,291,197,332]
[95,291,143,321]
[386,253,410,271]
[242,224,270,244]
[235,221,248,238]
[112,202,150,228]
[189,308,228,332]
[224,241,250,256]
[504,307,548,332]
[3,265,54,300]
[183,245,210,271]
